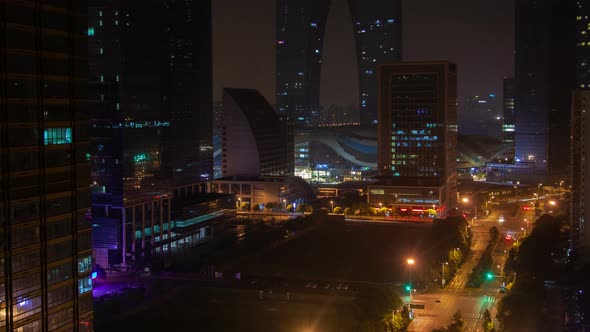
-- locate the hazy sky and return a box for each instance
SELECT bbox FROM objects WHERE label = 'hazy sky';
[212,0,514,107]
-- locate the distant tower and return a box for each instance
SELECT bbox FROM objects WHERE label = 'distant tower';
[503,78,516,158]
[369,62,458,216]
[276,0,402,126]
[461,94,500,139]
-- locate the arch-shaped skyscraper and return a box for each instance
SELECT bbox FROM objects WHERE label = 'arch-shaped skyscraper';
[276,0,402,126]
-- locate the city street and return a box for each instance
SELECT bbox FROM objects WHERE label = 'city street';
[408,205,516,331]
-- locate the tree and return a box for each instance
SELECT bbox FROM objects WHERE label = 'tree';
[333,206,343,214]
[482,309,494,332]
[344,207,352,215]
[304,205,313,213]
[286,203,293,211]
[252,204,261,211]
[489,226,500,242]
[354,286,402,322]
[240,201,249,211]
[384,306,412,332]
[265,202,275,211]
[447,310,465,332]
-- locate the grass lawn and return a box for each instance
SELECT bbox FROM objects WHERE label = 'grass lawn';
[236,222,436,283]
[100,286,359,332]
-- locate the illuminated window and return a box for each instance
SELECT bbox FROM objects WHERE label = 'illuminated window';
[78,255,92,274]
[78,276,92,294]
[44,128,72,145]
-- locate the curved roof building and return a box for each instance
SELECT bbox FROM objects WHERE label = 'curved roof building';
[222,88,293,177]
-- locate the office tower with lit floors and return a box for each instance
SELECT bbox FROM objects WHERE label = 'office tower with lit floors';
[1,1,93,331]
[368,62,458,216]
[502,78,516,157]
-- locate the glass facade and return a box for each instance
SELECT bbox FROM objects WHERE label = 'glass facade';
[1,1,93,331]
[375,62,457,215]
[276,0,402,125]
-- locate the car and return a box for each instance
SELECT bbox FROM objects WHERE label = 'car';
[311,283,317,289]
[323,283,330,289]
[336,283,343,290]
[342,284,349,290]
[499,216,505,222]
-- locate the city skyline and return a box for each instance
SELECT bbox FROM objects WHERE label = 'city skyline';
[213,0,513,118]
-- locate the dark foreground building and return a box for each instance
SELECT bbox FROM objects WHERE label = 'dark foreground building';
[1,1,93,330]
[87,0,214,270]
[514,0,576,179]
[369,62,458,216]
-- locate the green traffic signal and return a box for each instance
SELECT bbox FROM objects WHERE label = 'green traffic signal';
[486,272,494,280]
[405,284,412,292]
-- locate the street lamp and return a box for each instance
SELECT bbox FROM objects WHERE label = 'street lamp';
[283,199,287,212]
[237,197,242,210]
[514,185,518,202]
[407,258,415,295]
[521,227,526,237]
[441,262,448,286]
[524,218,529,232]
[330,200,334,213]
[461,197,469,215]
[549,200,556,206]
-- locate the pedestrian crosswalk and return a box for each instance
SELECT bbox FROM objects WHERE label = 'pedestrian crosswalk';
[412,309,485,320]
[414,293,496,303]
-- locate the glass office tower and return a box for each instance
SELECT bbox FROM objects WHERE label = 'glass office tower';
[1,1,93,331]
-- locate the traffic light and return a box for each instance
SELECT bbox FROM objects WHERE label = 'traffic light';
[486,272,494,280]
[404,284,412,292]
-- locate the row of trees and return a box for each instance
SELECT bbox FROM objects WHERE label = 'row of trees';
[238,201,313,213]
[466,227,499,288]
[353,286,411,332]
[427,216,472,286]
[496,213,569,330]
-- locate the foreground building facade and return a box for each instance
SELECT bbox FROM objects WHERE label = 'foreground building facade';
[1,1,93,330]
[87,0,214,269]
[571,90,590,263]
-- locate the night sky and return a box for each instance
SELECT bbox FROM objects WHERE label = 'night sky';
[212,0,514,110]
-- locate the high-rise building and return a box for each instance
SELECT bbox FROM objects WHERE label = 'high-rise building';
[460,94,501,139]
[276,0,402,126]
[577,1,590,87]
[222,88,293,177]
[572,1,590,263]
[514,0,576,178]
[88,0,213,268]
[502,78,516,154]
[369,62,458,216]
[571,90,590,263]
[1,1,93,331]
